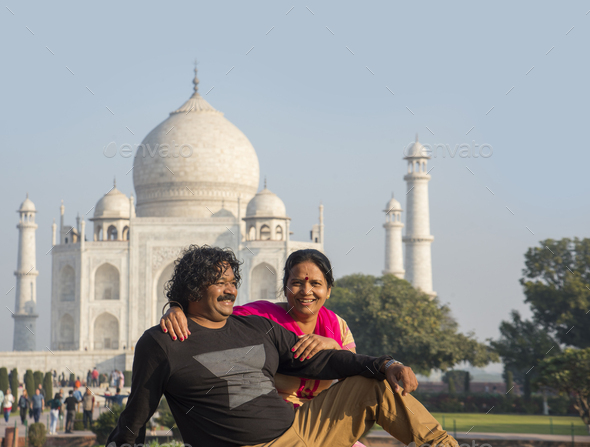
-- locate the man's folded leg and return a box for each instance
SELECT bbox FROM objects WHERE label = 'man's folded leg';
[251,375,458,447]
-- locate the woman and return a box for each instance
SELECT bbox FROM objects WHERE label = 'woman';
[18,389,29,424]
[2,389,14,422]
[48,393,62,435]
[161,249,365,446]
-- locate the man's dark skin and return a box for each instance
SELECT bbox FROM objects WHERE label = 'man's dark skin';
[185,262,419,396]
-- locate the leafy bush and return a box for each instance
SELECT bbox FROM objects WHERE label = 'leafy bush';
[43,372,53,403]
[155,398,181,440]
[33,371,43,390]
[0,367,8,393]
[74,411,85,430]
[92,403,124,444]
[28,422,47,447]
[123,370,132,387]
[24,370,35,399]
[10,368,19,413]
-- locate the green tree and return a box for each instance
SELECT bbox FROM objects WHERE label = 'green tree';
[326,274,497,375]
[43,372,53,402]
[33,370,43,390]
[442,370,471,393]
[536,348,590,433]
[447,377,456,394]
[28,423,46,447]
[505,370,514,396]
[0,368,8,393]
[10,368,19,412]
[521,238,590,348]
[25,370,35,398]
[92,404,124,444]
[490,310,558,400]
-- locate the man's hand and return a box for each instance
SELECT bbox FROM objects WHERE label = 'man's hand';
[159,306,190,341]
[291,334,341,361]
[385,363,418,396]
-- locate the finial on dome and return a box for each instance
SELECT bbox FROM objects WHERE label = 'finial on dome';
[416,133,419,142]
[264,177,267,189]
[193,61,200,94]
[26,192,29,199]
[221,199,225,209]
[113,176,117,188]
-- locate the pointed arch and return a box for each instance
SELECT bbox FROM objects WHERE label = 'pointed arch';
[59,265,75,302]
[250,262,277,301]
[95,263,120,300]
[93,312,119,350]
[59,313,75,350]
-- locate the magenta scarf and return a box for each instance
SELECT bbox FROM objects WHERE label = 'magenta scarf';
[233,300,343,347]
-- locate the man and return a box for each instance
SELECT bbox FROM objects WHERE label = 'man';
[31,388,44,423]
[37,383,45,400]
[107,245,458,447]
[82,388,95,429]
[111,387,129,407]
[73,384,83,412]
[64,390,78,433]
[91,368,99,387]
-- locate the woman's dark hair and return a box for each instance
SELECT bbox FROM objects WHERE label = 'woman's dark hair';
[54,392,61,400]
[282,249,334,293]
[165,244,242,310]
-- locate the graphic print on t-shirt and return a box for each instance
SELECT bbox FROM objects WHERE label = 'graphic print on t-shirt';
[193,344,275,409]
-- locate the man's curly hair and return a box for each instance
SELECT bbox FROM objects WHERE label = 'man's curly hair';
[165,245,242,310]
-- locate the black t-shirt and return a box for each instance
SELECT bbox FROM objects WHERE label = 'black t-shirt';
[107,315,388,447]
[64,396,78,411]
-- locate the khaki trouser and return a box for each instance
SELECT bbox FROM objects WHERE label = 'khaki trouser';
[250,376,457,447]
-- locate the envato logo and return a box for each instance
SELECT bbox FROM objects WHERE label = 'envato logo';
[409,442,492,447]
[103,141,194,159]
[403,141,493,158]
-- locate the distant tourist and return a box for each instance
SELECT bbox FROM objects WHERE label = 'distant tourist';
[64,390,78,433]
[37,383,45,400]
[31,388,44,423]
[2,389,14,422]
[82,388,95,429]
[86,370,92,386]
[111,388,129,407]
[118,371,125,388]
[48,393,62,435]
[91,368,99,387]
[18,389,29,424]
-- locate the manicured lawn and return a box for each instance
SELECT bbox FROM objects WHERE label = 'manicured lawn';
[431,413,588,436]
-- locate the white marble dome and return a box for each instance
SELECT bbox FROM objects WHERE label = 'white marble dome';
[385,195,401,213]
[132,68,260,218]
[246,187,287,218]
[19,194,36,212]
[404,135,428,159]
[94,186,129,219]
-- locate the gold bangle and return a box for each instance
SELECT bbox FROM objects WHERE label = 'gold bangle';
[161,301,184,316]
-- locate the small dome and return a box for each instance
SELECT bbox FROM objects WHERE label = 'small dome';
[404,134,428,159]
[212,204,235,218]
[246,187,287,218]
[384,195,401,213]
[94,186,130,219]
[19,194,36,212]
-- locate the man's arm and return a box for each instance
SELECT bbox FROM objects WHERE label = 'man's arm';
[268,320,391,381]
[106,332,170,447]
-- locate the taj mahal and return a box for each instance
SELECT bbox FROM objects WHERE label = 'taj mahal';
[3,67,435,374]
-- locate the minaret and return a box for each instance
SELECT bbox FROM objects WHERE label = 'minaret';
[383,193,404,278]
[13,194,39,351]
[402,135,436,296]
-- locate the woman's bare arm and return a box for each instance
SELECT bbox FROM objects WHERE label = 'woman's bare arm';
[159,306,190,341]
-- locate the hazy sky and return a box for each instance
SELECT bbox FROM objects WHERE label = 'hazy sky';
[1,1,589,356]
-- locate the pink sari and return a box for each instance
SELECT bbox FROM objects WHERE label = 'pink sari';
[234,300,343,346]
[234,301,365,447]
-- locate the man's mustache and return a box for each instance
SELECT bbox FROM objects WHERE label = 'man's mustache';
[217,294,236,302]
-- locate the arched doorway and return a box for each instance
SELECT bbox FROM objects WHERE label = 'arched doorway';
[250,263,277,301]
[94,313,119,350]
[95,263,120,300]
[58,313,75,350]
